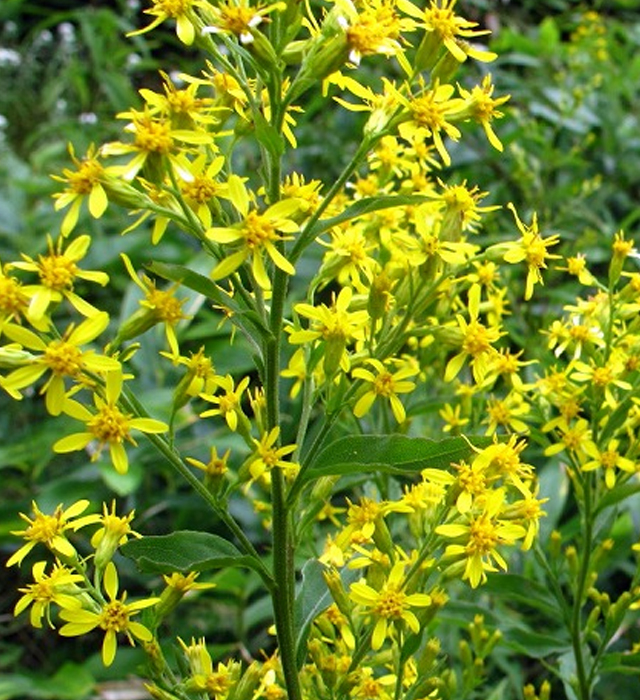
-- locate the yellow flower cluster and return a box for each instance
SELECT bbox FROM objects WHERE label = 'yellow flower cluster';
[9,0,640,699]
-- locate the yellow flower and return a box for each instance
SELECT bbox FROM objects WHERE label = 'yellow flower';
[207,177,299,291]
[91,501,141,569]
[453,460,488,514]
[570,358,631,410]
[163,346,218,402]
[201,0,286,45]
[14,560,83,628]
[543,417,595,461]
[331,75,403,138]
[352,358,417,423]
[444,309,503,385]
[127,0,210,45]
[397,0,495,63]
[439,402,469,434]
[0,260,30,324]
[177,153,230,229]
[434,179,500,235]
[59,561,159,666]
[54,370,168,474]
[1,313,119,415]
[6,499,99,567]
[200,374,250,431]
[437,489,526,588]
[483,392,531,436]
[139,70,219,128]
[456,75,510,152]
[186,446,230,491]
[501,204,561,300]
[472,435,534,496]
[556,253,596,286]
[51,144,111,236]
[101,107,212,181]
[10,234,109,323]
[335,0,412,66]
[179,637,242,697]
[581,438,636,490]
[116,253,190,357]
[155,573,216,619]
[397,81,466,166]
[289,287,368,374]
[350,561,432,650]
[248,427,298,481]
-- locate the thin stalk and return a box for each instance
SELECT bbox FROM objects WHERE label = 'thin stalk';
[119,388,274,590]
[289,138,373,264]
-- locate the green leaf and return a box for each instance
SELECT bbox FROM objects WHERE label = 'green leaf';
[146,262,271,341]
[503,627,571,659]
[481,574,561,618]
[0,663,94,700]
[302,434,493,482]
[121,530,261,575]
[595,482,640,515]
[600,651,640,674]
[294,560,331,668]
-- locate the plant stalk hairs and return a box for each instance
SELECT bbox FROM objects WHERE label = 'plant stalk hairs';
[4,1,640,699]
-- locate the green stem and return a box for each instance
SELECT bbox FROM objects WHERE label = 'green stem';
[571,471,594,700]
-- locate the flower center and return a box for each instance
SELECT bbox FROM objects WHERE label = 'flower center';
[411,94,445,130]
[243,211,277,248]
[146,288,185,323]
[218,5,259,36]
[68,159,103,194]
[600,450,619,470]
[43,340,83,376]
[592,366,613,386]
[425,7,458,40]
[467,515,498,555]
[373,371,395,397]
[347,5,400,56]
[205,674,231,695]
[155,0,192,17]
[89,405,131,444]
[487,400,511,426]
[134,118,174,154]
[99,600,130,632]
[26,513,63,543]
[373,587,407,620]
[259,446,280,468]
[0,275,26,315]
[217,393,239,414]
[38,254,78,290]
[182,176,221,203]
[462,320,493,356]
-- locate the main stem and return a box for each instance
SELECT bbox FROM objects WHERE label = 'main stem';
[261,74,303,695]
[571,472,594,700]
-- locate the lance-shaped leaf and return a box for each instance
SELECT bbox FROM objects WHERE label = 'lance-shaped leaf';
[301,434,493,483]
[121,531,262,575]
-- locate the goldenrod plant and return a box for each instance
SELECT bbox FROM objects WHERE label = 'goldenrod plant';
[3,1,640,699]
